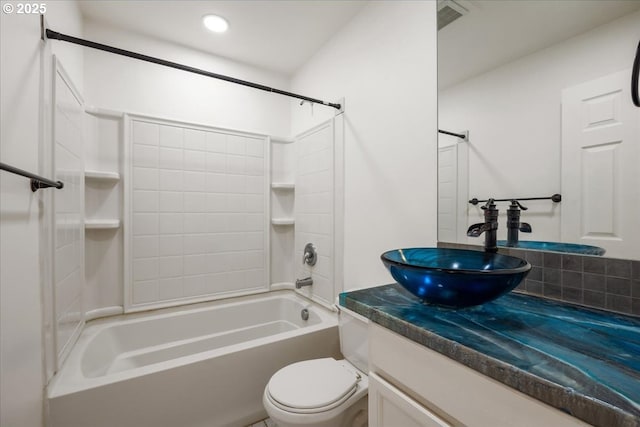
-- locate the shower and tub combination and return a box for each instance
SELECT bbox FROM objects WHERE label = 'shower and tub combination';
[37,20,351,427]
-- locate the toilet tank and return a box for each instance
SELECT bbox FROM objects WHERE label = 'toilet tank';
[338,306,369,373]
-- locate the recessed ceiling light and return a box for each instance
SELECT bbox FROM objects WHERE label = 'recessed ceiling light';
[203,14,229,34]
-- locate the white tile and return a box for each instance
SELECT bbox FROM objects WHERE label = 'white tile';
[183,213,207,233]
[245,138,265,158]
[158,256,183,278]
[159,169,183,191]
[133,190,159,212]
[207,213,229,232]
[225,175,246,194]
[184,150,206,172]
[183,275,206,297]
[246,195,264,213]
[133,236,159,259]
[184,128,206,151]
[246,269,265,288]
[133,167,158,190]
[245,176,264,194]
[205,152,226,173]
[245,214,264,231]
[208,253,227,273]
[184,192,207,213]
[132,121,159,146]
[159,125,183,148]
[226,155,245,175]
[159,191,183,212]
[159,147,183,170]
[205,131,227,153]
[245,157,264,176]
[245,251,264,270]
[133,280,158,304]
[184,235,210,255]
[158,277,184,300]
[184,171,207,192]
[133,144,158,168]
[227,214,245,232]
[246,232,263,250]
[133,213,158,236]
[206,194,227,212]
[226,194,245,212]
[159,235,183,256]
[159,213,184,235]
[184,254,209,274]
[133,258,158,281]
[206,173,226,193]
[227,134,246,155]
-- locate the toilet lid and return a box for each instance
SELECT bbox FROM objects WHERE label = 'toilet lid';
[267,358,359,410]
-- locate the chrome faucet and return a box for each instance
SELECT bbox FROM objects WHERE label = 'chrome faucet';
[506,200,532,247]
[302,243,317,266]
[295,277,313,289]
[467,199,499,253]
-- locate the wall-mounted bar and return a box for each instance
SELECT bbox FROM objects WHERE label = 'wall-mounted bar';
[0,161,64,192]
[45,28,342,111]
[438,129,469,142]
[469,194,561,205]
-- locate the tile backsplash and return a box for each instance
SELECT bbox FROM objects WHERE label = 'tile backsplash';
[438,242,640,316]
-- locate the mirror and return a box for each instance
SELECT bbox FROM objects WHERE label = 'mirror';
[437,0,640,260]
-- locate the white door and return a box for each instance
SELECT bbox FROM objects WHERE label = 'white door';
[561,69,640,259]
[438,140,468,243]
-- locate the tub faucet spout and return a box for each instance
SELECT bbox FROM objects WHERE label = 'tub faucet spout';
[295,277,313,289]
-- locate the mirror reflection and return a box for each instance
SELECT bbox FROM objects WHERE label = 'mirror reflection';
[437,0,640,260]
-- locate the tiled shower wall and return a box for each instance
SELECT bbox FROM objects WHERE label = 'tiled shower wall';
[53,63,85,365]
[438,242,640,316]
[128,118,268,310]
[295,121,335,306]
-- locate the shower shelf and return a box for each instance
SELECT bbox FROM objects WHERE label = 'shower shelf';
[85,219,121,230]
[85,170,120,182]
[271,183,295,190]
[271,218,295,226]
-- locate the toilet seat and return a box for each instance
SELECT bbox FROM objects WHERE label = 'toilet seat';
[266,358,361,414]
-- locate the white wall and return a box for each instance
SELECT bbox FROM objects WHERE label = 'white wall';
[439,11,640,243]
[83,19,291,137]
[291,1,438,289]
[0,1,84,425]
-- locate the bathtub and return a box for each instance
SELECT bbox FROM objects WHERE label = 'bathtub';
[47,291,341,427]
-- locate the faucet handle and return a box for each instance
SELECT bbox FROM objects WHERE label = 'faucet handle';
[519,222,532,233]
[481,198,496,210]
[510,200,528,211]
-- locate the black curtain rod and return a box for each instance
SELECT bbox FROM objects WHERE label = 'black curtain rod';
[438,129,465,139]
[45,28,342,111]
[0,161,64,192]
[469,194,562,205]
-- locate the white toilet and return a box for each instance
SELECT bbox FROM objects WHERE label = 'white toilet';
[263,306,369,427]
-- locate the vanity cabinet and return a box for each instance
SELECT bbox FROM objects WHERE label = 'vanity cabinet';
[369,372,451,427]
[368,324,589,427]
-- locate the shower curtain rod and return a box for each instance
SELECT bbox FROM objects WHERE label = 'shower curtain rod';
[438,129,468,141]
[45,28,342,111]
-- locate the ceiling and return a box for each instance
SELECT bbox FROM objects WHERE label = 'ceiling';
[438,0,640,90]
[79,0,368,76]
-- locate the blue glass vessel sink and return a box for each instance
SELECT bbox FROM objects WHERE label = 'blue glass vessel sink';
[497,240,605,256]
[380,248,531,308]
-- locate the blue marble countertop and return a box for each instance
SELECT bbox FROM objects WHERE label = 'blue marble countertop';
[339,284,640,427]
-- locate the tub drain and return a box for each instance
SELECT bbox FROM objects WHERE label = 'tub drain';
[301,308,309,321]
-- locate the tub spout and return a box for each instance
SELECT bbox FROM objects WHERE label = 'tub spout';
[295,277,313,289]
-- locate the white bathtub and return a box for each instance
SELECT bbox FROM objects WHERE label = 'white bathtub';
[48,291,340,427]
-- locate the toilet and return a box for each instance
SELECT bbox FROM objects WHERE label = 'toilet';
[263,306,369,427]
